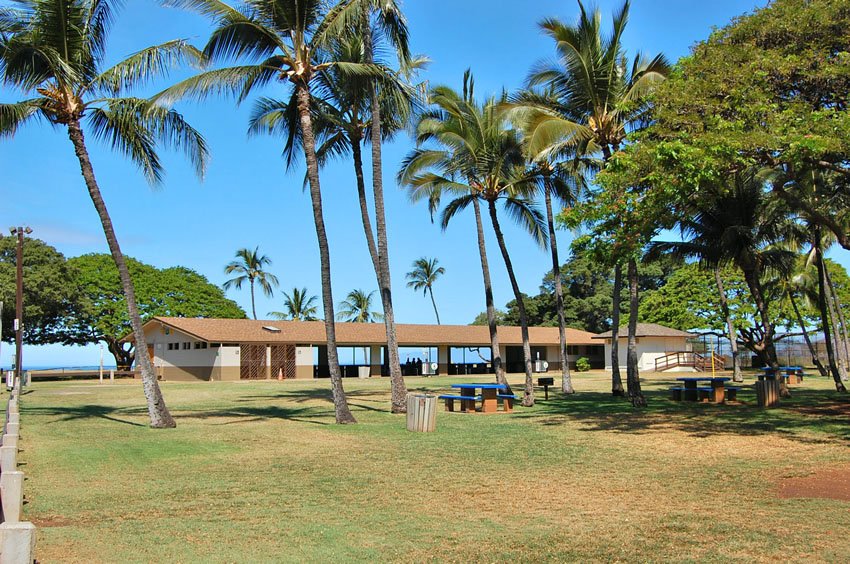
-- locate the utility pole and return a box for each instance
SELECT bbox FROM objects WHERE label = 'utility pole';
[10,226,32,390]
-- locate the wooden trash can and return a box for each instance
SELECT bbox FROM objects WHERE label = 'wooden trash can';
[755,379,780,408]
[406,394,437,432]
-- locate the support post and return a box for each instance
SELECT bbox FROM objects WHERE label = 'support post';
[0,471,25,523]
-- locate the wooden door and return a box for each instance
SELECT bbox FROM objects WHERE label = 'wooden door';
[270,345,296,379]
[240,344,267,379]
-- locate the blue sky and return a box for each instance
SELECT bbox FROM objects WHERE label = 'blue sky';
[6,0,830,368]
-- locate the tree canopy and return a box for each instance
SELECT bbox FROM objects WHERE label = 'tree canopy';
[0,236,80,345]
[65,254,245,368]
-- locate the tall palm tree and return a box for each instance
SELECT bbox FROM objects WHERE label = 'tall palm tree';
[248,31,421,413]
[223,247,279,320]
[337,289,383,323]
[269,287,318,321]
[160,0,369,424]
[400,72,548,406]
[0,0,210,428]
[406,257,445,324]
[509,0,669,397]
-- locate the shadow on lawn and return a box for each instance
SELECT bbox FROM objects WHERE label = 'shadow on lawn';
[26,404,148,427]
[518,387,850,444]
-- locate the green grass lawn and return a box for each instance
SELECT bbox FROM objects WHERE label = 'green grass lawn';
[17,371,850,562]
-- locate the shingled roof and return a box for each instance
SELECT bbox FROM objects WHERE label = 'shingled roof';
[592,323,693,339]
[137,317,601,346]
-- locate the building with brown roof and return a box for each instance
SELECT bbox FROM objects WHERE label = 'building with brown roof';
[136,317,604,381]
[592,323,694,372]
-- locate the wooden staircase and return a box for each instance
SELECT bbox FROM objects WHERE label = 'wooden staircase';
[655,351,727,372]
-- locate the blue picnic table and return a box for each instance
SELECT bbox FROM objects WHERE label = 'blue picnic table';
[438,383,512,413]
[760,366,805,383]
[674,376,732,402]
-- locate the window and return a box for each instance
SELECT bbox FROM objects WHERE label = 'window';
[194,342,208,350]
[182,342,190,350]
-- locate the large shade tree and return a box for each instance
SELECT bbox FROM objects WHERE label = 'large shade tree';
[0,236,81,345]
[510,0,668,397]
[159,0,373,424]
[65,254,246,368]
[400,72,547,406]
[223,246,279,320]
[0,0,210,428]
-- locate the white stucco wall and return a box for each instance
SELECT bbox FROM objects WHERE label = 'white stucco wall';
[603,336,692,372]
[145,325,219,369]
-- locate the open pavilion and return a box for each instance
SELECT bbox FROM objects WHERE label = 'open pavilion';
[134,317,603,381]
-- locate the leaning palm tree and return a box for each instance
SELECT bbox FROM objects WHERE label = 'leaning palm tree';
[159,0,369,424]
[406,257,445,324]
[269,287,319,321]
[400,72,548,407]
[248,30,421,413]
[223,247,279,320]
[508,0,669,397]
[0,0,210,428]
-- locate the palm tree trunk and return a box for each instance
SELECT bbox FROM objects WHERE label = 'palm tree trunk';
[295,83,357,423]
[626,258,645,407]
[472,198,506,386]
[361,10,407,413]
[741,266,789,397]
[611,263,625,396]
[544,183,572,394]
[487,200,534,407]
[714,267,742,382]
[428,286,441,325]
[250,279,257,320]
[823,263,850,382]
[789,291,829,378]
[66,119,175,428]
[813,232,847,391]
[350,135,380,269]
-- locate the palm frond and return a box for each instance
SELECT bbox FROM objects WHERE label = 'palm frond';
[0,99,43,137]
[502,197,548,249]
[91,39,205,96]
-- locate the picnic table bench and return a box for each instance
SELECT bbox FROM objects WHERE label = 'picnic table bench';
[437,394,480,413]
[440,383,515,413]
[671,377,732,403]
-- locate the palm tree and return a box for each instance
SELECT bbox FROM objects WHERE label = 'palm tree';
[160,0,369,424]
[337,289,383,323]
[248,30,421,413]
[406,257,445,324]
[400,72,548,406]
[269,287,318,321]
[651,172,800,397]
[223,247,279,320]
[509,0,669,397]
[0,0,210,428]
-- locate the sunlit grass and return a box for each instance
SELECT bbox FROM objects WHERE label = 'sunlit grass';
[19,370,850,562]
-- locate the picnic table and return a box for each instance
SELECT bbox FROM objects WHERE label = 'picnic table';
[673,376,733,403]
[760,366,805,384]
[438,383,515,413]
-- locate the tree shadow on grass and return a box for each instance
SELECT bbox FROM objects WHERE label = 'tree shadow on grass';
[26,404,148,427]
[177,404,335,426]
[235,387,392,415]
[516,387,850,445]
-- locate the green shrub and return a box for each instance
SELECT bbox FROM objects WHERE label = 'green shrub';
[575,357,591,372]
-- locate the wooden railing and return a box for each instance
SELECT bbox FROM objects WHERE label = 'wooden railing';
[655,351,727,372]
